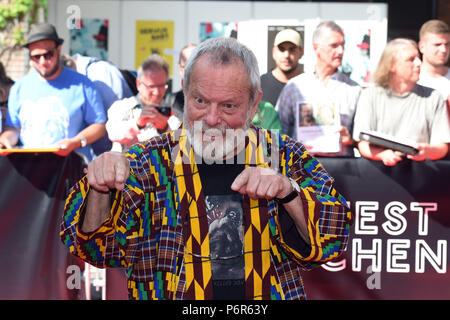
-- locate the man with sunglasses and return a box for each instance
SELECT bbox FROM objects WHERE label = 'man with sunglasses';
[0,23,106,161]
[106,54,181,152]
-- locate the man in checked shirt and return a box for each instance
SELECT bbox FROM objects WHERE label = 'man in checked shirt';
[61,37,352,300]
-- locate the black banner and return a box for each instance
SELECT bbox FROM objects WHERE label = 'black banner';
[0,153,448,299]
[0,153,85,299]
[302,157,450,299]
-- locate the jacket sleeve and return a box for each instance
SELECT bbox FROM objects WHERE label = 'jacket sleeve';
[60,160,146,269]
[275,135,353,270]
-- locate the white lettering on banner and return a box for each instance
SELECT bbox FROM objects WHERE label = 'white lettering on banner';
[352,239,382,272]
[415,240,447,273]
[410,202,438,236]
[382,201,408,236]
[386,239,410,273]
[322,200,447,276]
[355,201,378,235]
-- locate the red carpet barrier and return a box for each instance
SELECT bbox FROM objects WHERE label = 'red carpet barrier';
[0,153,448,299]
[0,153,85,299]
[302,157,450,299]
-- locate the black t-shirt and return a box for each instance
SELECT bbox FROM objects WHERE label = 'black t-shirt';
[197,158,246,300]
[260,71,286,107]
[196,156,311,299]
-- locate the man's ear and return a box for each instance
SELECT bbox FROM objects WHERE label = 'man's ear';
[418,40,425,54]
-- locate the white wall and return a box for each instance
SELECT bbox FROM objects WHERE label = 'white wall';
[48,0,387,91]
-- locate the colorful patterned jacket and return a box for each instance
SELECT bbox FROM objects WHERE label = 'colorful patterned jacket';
[60,126,352,300]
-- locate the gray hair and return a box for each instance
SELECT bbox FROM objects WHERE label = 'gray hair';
[312,20,344,44]
[137,54,169,80]
[183,37,261,106]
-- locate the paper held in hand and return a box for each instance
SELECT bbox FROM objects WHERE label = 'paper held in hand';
[298,126,341,153]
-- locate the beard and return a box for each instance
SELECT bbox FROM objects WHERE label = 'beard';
[38,61,61,79]
[183,109,253,163]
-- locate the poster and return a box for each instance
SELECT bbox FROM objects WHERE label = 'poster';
[69,18,109,60]
[135,20,174,72]
[199,22,238,42]
[340,27,371,86]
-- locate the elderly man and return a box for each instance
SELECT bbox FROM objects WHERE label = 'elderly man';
[0,23,106,161]
[61,38,352,300]
[277,21,361,156]
[106,54,181,152]
[352,38,450,166]
[260,28,303,107]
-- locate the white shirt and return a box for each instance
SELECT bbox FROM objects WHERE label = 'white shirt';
[276,71,361,156]
[418,68,450,100]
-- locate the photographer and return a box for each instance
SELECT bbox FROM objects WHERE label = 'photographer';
[106,54,181,152]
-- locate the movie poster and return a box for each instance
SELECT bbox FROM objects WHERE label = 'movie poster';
[135,20,174,72]
[69,18,109,60]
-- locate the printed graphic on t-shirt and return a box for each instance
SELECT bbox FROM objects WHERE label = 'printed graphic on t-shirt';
[19,96,69,147]
[205,194,244,280]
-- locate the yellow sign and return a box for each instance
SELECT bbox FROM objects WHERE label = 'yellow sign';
[135,20,174,74]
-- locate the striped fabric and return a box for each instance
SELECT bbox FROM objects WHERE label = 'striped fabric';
[60,126,352,300]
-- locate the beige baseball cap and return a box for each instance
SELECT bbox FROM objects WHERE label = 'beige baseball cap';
[273,28,302,47]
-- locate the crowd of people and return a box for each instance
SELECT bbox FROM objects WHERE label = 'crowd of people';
[1,20,448,164]
[0,19,449,300]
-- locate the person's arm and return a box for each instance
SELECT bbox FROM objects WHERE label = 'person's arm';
[0,126,20,149]
[232,139,352,268]
[407,142,448,161]
[81,151,130,232]
[231,167,310,244]
[60,151,134,269]
[55,123,106,156]
[357,140,404,166]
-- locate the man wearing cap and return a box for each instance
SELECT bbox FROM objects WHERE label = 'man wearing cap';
[277,21,361,157]
[0,23,106,161]
[260,28,303,107]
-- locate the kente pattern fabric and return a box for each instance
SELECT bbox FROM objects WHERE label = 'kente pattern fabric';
[60,126,352,300]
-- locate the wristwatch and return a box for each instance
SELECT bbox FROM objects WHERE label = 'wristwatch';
[276,177,300,204]
[79,135,87,148]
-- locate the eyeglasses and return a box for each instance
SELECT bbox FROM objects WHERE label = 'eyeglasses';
[140,81,169,91]
[0,100,7,107]
[30,48,57,62]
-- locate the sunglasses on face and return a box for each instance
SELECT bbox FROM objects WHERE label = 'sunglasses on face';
[0,100,7,107]
[30,48,56,62]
